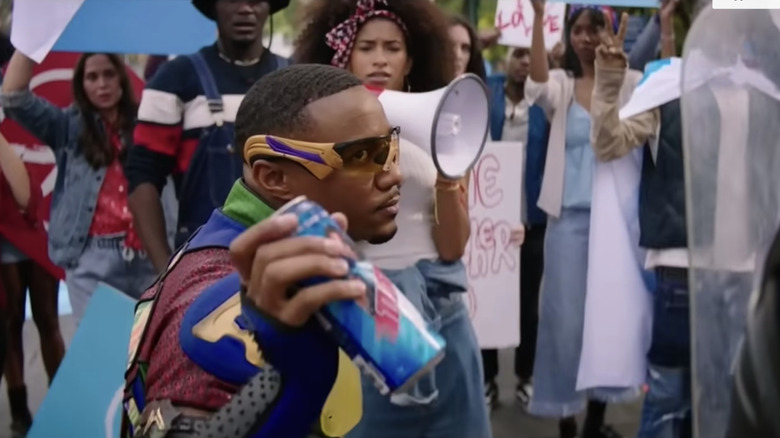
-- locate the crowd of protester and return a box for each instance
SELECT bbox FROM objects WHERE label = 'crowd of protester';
[0,0,758,437]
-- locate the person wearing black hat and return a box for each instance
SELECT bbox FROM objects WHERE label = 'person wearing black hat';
[124,0,291,274]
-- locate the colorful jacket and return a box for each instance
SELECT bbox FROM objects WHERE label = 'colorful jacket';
[122,181,361,438]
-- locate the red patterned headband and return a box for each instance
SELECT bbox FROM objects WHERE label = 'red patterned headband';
[325,0,408,69]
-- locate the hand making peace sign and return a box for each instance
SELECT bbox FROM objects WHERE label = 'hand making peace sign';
[595,11,630,69]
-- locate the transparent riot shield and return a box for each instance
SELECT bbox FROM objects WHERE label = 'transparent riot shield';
[681,7,780,438]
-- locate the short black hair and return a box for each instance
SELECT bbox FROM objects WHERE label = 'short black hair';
[234,64,363,157]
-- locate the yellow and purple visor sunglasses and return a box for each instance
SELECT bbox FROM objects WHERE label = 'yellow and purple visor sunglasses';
[243,126,400,179]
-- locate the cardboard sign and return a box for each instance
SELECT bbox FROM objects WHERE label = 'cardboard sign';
[28,283,135,438]
[463,142,523,349]
[495,0,566,49]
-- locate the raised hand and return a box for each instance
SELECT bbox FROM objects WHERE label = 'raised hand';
[596,12,629,69]
[530,0,545,17]
[660,0,680,21]
[229,212,366,327]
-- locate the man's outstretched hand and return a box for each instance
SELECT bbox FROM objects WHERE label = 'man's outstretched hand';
[229,212,366,327]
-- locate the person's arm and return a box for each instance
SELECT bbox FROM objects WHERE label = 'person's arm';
[126,58,190,272]
[1,51,70,149]
[627,15,661,70]
[432,174,470,262]
[526,0,563,116]
[0,132,30,209]
[125,147,176,272]
[591,13,660,162]
[591,57,658,162]
[659,7,677,59]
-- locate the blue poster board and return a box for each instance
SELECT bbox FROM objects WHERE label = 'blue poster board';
[53,0,216,55]
[28,283,136,438]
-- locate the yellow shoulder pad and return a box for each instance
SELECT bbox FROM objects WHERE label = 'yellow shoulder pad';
[320,349,362,437]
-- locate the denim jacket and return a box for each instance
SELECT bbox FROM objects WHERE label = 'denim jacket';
[1,89,122,268]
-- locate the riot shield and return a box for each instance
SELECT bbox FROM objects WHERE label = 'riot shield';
[681,6,780,438]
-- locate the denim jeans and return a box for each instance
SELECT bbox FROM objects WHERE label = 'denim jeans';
[65,235,157,324]
[345,261,491,438]
[637,364,692,438]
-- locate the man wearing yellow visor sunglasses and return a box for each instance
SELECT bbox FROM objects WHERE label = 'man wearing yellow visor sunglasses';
[122,64,402,438]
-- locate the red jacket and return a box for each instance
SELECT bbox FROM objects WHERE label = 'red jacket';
[0,173,64,282]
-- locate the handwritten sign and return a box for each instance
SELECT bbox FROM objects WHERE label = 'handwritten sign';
[463,142,523,349]
[549,0,659,7]
[495,0,565,50]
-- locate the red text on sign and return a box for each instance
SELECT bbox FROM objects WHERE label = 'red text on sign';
[464,217,518,280]
[469,154,503,209]
[495,0,561,37]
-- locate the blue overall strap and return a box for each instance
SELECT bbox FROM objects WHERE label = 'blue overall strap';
[187,53,223,118]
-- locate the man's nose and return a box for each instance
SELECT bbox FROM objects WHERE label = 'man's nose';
[377,160,402,190]
[236,1,255,13]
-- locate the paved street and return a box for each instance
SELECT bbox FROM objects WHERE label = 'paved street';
[0,311,641,438]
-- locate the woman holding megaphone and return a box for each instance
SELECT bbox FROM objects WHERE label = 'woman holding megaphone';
[295,1,490,437]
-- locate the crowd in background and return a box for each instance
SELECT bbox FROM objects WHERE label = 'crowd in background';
[0,0,739,438]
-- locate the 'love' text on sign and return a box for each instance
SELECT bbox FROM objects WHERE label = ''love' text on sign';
[495,0,565,50]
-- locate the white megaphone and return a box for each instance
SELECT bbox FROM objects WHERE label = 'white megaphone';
[366,73,490,179]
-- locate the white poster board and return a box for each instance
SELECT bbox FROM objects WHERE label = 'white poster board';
[463,142,523,349]
[495,0,565,50]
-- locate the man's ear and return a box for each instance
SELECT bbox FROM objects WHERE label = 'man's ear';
[248,159,299,202]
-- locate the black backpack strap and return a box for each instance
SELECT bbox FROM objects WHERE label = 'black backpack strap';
[187,52,225,126]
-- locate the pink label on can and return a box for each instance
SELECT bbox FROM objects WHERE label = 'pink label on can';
[373,266,400,341]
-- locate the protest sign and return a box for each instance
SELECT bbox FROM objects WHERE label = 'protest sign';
[11,0,215,62]
[549,0,659,6]
[28,283,135,438]
[463,142,523,349]
[495,0,565,50]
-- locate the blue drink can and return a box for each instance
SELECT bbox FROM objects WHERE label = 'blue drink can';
[276,196,446,395]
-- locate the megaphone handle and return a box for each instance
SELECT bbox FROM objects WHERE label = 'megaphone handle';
[432,179,463,225]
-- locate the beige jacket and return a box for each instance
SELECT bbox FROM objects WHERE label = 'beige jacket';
[526,67,644,218]
[590,62,660,162]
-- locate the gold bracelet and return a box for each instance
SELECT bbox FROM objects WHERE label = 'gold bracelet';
[435,180,461,191]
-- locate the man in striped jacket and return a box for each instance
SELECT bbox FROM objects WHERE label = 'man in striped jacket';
[125,0,290,273]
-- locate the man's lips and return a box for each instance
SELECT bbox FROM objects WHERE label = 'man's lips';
[233,22,257,31]
[377,195,400,216]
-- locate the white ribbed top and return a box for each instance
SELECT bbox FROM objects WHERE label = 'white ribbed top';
[358,138,439,270]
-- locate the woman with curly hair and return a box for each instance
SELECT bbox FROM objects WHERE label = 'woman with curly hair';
[295,1,491,437]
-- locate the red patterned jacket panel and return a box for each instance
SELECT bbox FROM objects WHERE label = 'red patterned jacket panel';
[139,248,239,411]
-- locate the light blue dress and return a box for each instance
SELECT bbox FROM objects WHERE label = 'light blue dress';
[528,102,639,417]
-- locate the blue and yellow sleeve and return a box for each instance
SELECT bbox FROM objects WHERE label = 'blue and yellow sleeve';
[179,273,361,438]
